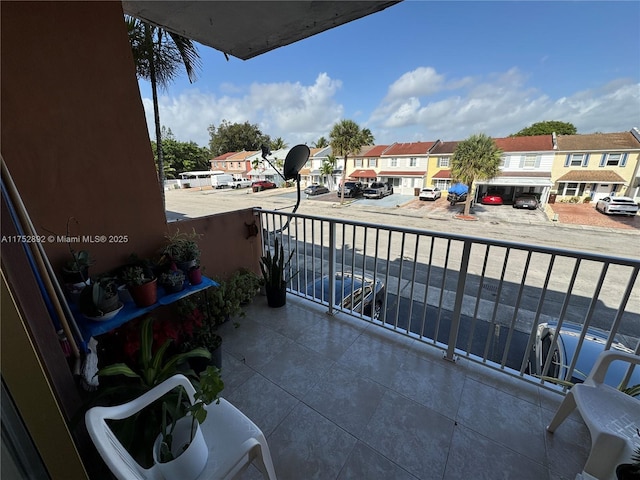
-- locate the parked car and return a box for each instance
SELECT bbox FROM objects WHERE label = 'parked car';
[251,180,277,191]
[531,321,640,388]
[337,181,363,198]
[304,184,330,196]
[419,187,441,201]
[595,196,639,216]
[481,193,503,205]
[513,195,539,210]
[228,178,252,189]
[447,192,467,205]
[305,272,385,319]
[363,182,393,199]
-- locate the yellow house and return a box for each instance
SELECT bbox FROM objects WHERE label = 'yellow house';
[552,130,640,202]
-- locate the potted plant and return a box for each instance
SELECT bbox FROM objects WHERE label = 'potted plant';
[122,265,157,307]
[61,249,93,285]
[231,268,262,306]
[187,265,202,286]
[163,229,201,274]
[259,238,296,308]
[78,276,122,319]
[176,297,223,372]
[160,270,186,294]
[153,366,224,480]
[96,316,216,469]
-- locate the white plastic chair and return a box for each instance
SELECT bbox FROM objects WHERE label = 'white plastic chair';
[547,350,640,480]
[85,374,277,480]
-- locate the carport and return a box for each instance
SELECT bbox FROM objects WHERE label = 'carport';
[378,170,426,196]
[475,172,553,204]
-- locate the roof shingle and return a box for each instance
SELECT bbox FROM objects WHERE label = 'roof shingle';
[556,132,640,151]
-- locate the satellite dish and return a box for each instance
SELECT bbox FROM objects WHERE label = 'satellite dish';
[283,144,310,180]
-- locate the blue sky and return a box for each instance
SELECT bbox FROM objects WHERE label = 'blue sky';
[139,1,640,149]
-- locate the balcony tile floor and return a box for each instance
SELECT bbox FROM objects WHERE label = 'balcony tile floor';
[216,295,591,480]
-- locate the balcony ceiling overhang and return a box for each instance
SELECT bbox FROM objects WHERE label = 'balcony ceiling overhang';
[121,1,401,60]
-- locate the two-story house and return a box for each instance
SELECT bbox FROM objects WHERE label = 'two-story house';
[224,151,258,179]
[377,141,437,195]
[210,151,237,173]
[475,135,556,204]
[553,130,640,202]
[347,145,389,186]
[426,141,458,192]
[300,146,333,187]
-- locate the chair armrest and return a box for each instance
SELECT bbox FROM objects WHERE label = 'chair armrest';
[89,374,196,421]
[587,350,640,386]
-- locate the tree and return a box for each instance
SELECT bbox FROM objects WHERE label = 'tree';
[270,137,288,151]
[451,133,503,217]
[329,120,374,205]
[151,136,211,178]
[511,121,577,137]
[313,136,329,148]
[208,120,271,156]
[320,154,337,189]
[126,16,201,209]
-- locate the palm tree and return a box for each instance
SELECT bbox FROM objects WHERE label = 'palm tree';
[270,137,288,150]
[329,120,374,204]
[313,136,329,148]
[126,16,201,208]
[451,133,503,217]
[320,154,337,189]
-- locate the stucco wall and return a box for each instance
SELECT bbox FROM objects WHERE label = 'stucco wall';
[1,1,167,275]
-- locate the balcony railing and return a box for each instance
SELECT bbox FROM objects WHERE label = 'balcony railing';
[257,208,640,391]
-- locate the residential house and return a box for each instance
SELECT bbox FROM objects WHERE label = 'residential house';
[553,130,640,202]
[481,135,556,204]
[348,145,389,186]
[224,150,258,180]
[301,146,333,187]
[210,151,237,172]
[377,141,437,195]
[426,141,458,191]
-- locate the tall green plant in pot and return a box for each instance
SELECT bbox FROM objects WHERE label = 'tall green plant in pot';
[259,238,296,308]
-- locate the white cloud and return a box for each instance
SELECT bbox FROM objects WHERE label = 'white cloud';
[141,73,343,147]
[369,66,640,143]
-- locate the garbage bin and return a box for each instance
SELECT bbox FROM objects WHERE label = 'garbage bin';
[548,194,557,204]
[414,187,420,196]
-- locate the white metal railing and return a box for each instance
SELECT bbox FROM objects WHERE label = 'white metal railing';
[257,208,640,390]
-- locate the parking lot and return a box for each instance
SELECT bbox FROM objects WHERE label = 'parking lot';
[166,186,640,257]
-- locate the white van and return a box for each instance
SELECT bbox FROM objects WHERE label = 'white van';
[210,174,234,189]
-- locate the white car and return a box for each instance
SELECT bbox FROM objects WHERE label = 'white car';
[595,196,639,216]
[419,187,441,201]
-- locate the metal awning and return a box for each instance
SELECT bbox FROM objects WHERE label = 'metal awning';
[475,176,553,187]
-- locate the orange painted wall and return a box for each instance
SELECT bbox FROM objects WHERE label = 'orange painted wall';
[1,1,167,276]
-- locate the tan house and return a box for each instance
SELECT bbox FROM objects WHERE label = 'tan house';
[348,145,388,185]
[377,141,437,195]
[552,130,640,202]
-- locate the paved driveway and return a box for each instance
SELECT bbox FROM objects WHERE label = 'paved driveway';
[549,203,639,231]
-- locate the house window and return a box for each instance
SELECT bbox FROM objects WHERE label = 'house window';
[389,177,401,187]
[605,153,622,167]
[355,158,362,167]
[438,157,449,168]
[564,182,579,196]
[499,156,507,168]
[390,158,398,167]
[409,157,417,167]
[369,158,377,167]
[434,179,451,190]
[212,161,218,168]
[523,155,537,168]
[565,153,589,167]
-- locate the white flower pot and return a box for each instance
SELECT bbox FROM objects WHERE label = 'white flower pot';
[153,417,208,480]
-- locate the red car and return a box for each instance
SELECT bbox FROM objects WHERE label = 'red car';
[251,180,277,191]
[481,193,503,205]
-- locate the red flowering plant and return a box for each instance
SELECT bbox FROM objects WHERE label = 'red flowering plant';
[175,295,222,355]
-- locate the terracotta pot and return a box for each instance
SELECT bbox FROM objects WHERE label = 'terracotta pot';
[128,278,157,307]
[187,266,202,285]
